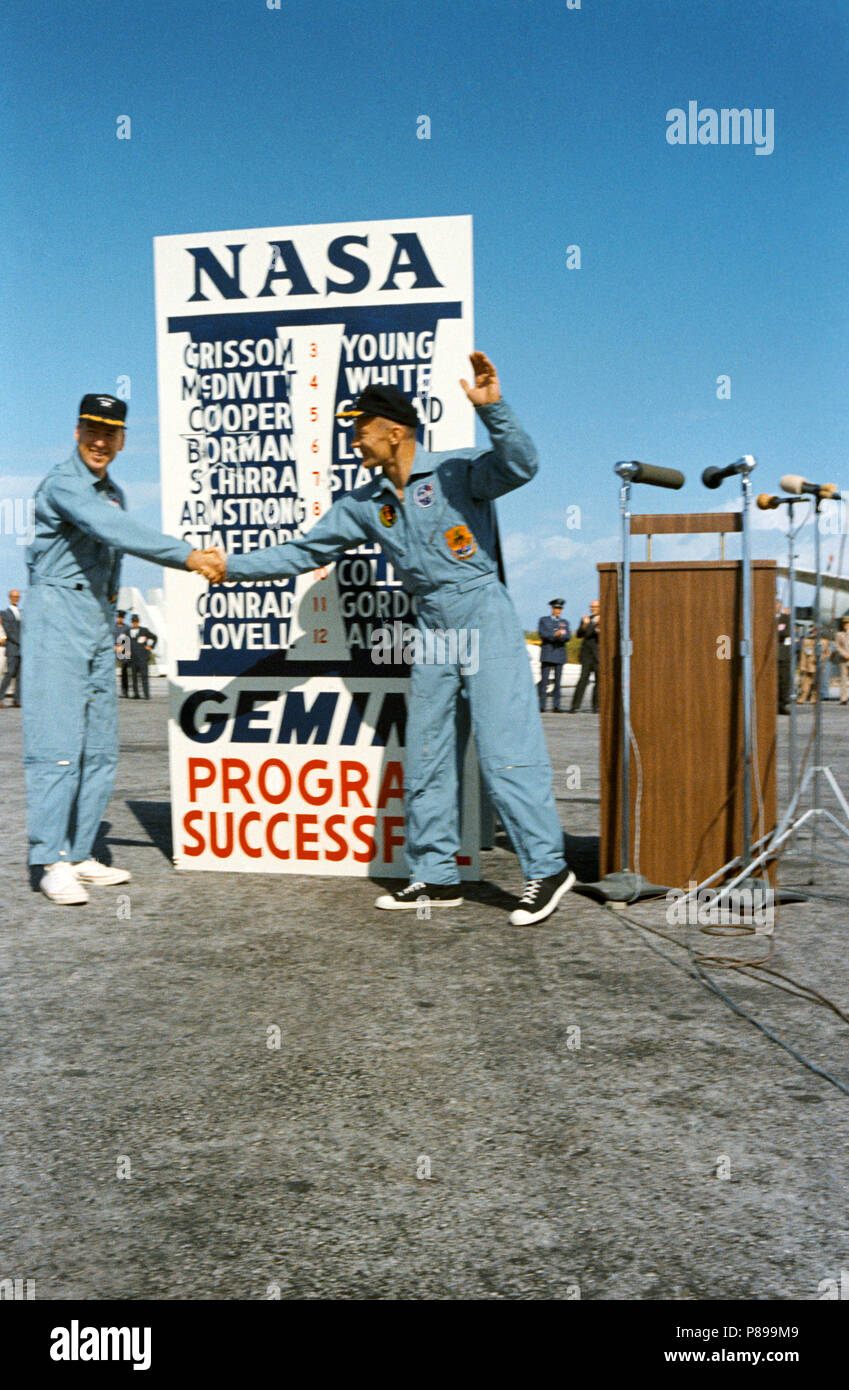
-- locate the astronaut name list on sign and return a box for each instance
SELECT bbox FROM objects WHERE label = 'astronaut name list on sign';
[335,331,441,462]
[180,468,305,549]
[340,330,435,396]
[193,555,413,654]
[182,756,406,865]
[180,462,382,534]
[181,335,296,466]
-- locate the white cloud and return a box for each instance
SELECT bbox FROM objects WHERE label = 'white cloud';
[503,488,849,628]
[0,474,41,498]
[503,528,620,580]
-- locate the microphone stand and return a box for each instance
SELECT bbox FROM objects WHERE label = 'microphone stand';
[683,460,776,921]
[785,499,804,796]
[772,490,849,885]
[740,464,755,868]
[610,460,685,890]
[810,494,825,875]
[695,491,849,910]
[614,462,638,875]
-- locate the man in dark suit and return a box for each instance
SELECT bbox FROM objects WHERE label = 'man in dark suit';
[776,600,792,714]
[538,598,570,712]
[114,610,132,697]
[571,599,600,712]
[0,589,22,706]
[129,613,156,699]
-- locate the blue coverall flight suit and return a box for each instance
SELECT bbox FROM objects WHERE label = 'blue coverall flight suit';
[227,402,567,886]
[23,449,192,867]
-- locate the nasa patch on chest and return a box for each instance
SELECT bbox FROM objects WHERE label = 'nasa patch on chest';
[413,480,435,508]
[444,524,478,560]
[379,502,397,528]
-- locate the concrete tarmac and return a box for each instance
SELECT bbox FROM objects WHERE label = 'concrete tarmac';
[1,687,848,1300]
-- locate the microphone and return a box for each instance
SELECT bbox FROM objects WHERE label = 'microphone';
[614,461,685,489]
[756,494,797,510]
[779,474,839,500]
[702,456,756,489]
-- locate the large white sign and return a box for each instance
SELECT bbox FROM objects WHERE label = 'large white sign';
[154,216,479,875]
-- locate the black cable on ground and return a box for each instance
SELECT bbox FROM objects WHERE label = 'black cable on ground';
[600,902,849,1098]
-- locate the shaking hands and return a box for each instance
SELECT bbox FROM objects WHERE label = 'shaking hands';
[186,547,228,584]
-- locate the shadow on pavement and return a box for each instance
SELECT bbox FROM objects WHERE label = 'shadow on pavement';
[124,801,173,861]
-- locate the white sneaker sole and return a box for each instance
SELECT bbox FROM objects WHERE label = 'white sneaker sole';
[509,870,576,926]
[41,884,89,905]
[375,894,464,910]
[74,868,132,886]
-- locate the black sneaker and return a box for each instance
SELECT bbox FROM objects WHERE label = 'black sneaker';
[509,865,576,925]
[375,881,464,910]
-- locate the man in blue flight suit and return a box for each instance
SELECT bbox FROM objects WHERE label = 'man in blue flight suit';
[216,353,575,926]
[24,393,224,905]
[538,598,570,712]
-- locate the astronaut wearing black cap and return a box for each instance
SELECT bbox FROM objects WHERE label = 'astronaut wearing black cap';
[538,598,570,712]
[218,352,577,926]
[23,393,223,904]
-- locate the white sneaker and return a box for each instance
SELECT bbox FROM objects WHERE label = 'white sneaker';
[40,861,89,905]
[374,881,464,910]
[509,866,576,926]
[73,859,132,886]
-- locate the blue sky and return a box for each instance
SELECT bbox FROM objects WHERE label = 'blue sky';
[2,0,847,626]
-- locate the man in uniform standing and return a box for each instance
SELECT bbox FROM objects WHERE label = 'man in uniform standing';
[24,393,223,904]
[212,353,575,926]
[538,598,570,712]
[0,589,22,706]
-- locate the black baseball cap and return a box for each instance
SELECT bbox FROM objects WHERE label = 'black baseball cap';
[336,385,419,429]
[550,598,565,607]
[79,394,127,428]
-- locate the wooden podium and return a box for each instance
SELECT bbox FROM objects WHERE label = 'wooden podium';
[598,516,777,888]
